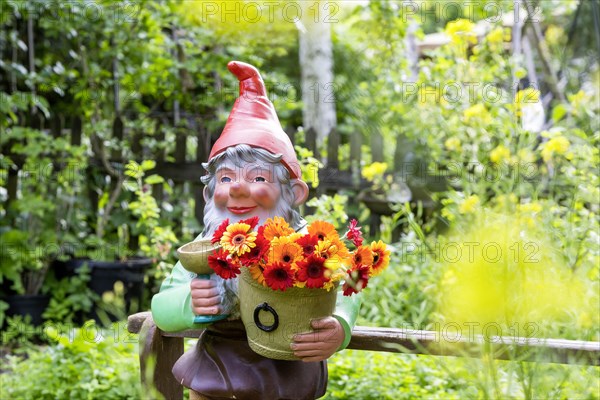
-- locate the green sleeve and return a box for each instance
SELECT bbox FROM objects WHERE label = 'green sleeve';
[332,289,361,351]
[151,260,206,332]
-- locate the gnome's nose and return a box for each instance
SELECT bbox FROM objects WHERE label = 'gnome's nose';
[229,181,250,198]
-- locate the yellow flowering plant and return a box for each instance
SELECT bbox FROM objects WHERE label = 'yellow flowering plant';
[208,216,390,295]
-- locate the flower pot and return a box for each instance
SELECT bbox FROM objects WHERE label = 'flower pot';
[6,294,50,326]
[359,194,396,215]
[238,269,338,360]
[55,257,152,322]
[88,257,152,321]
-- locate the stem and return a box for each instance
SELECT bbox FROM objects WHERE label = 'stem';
[523,1,566,103]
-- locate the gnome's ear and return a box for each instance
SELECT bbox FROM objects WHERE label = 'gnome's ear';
[290,179,309,207]
[203,186,210,203]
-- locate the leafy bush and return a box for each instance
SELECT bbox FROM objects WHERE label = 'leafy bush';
[0,321,142,399]
[325,351,470,399]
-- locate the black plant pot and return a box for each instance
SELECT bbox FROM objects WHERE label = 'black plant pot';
[6,294,50,326]
[54,257,153,323]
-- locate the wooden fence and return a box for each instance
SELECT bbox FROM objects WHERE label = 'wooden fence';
[127,311,600,399]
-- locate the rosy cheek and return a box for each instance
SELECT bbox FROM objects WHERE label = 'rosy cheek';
[214,188,229,207]
[253,186,279,209]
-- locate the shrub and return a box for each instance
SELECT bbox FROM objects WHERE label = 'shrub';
[1,321,142,399]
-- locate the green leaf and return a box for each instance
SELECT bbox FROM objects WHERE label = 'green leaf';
[552,104,567,122]
[144,174,164,185]
[141,160,156,171]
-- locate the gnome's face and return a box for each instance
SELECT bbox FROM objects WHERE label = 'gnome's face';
[201,145,309,236]
[213,160,281,221]
[200,61,309,236]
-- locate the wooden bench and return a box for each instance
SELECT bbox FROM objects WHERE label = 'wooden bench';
[127,312,600,399]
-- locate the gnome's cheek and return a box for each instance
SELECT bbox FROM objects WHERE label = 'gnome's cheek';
[213,190,231,208]
[251,186,280,210]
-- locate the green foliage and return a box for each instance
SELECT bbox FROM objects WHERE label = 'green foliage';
[0,127,88,295]
[124,160,178,280]
[0,321,143,399]
[1,315,39,351]
[325,351,469,399]
[43,266,97,324]
[295,145,322,189]
[305,194,349,229]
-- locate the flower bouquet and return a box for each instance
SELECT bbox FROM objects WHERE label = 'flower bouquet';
[208,215,390,360]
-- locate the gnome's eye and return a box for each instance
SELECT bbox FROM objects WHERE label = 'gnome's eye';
[253,177,266,182]
[220,176,232,183]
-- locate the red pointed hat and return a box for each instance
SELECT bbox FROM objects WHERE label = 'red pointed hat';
[209,61,301,179]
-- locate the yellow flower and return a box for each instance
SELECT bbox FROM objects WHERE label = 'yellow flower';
[568,90,589,116]
[541,136,570,162]
[490,145,511,164]
[545,25,564,46]
[494,194,518,211]
[220,223,257,256]
[463,104,491,124]
[514,88,541,117]
[361,162,388,182]
[518,202,542,213]
[517,149,536,163]
[515,87,540,103]
[445,19,477,44]
[486,27,504,45]
[444,137,462,152]
[459,195,480,214]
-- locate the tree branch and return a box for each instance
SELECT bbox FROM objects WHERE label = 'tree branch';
[523,1,566,103]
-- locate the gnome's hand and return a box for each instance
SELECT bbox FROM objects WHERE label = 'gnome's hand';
[291,317,345,362]
[190,278,223,315]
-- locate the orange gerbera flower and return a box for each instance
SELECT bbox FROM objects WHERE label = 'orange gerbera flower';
[308,220,339,242]
[369,240,390,276]
[249,263,267,287]
[315,239,349,260]
[268,236,303,266]
[262,216,295,240]
[352,245,374,267]
[220,223,257,256]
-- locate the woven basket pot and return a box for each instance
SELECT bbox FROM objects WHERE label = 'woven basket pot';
[238,268,338,360]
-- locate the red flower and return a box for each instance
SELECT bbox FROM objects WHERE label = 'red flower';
[211,219,230,244]
[263,262,295,291]
[296,255,330,289]
[239,233,270,266]
[208,248,240,279]
[342,264,370,296]
[239,216,260,230]
[295,234,319,256]
[345,219,364,247]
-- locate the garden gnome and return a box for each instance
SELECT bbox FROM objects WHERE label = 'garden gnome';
[151,61,360,400]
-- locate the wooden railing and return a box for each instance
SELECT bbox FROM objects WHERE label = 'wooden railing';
[127,311,600,400]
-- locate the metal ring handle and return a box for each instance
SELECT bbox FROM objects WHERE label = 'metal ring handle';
[253,302,279,332]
